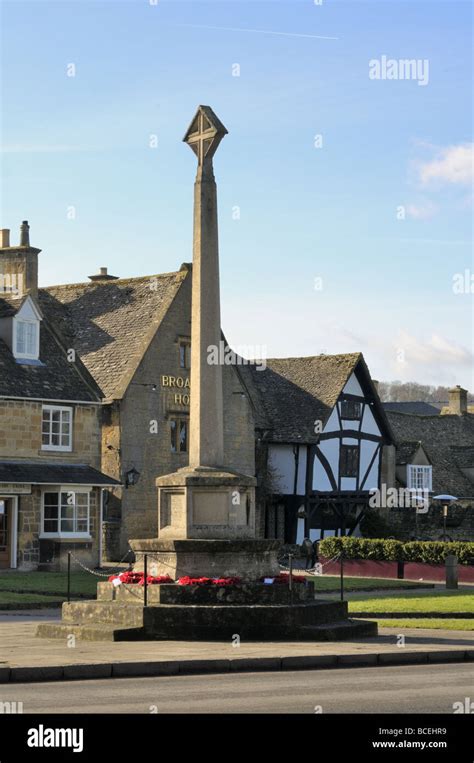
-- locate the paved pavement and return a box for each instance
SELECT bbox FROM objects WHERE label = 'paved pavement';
[0,610,473,682]
[0,663,471,713]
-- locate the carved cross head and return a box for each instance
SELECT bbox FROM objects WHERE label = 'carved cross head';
[183,105,228,166]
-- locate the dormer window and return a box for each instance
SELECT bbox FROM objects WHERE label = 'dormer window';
[14,319,39,359]
[11,296,42,362]
[407,465,432,491]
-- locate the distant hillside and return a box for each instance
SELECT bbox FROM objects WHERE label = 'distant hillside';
[378,381,474,404]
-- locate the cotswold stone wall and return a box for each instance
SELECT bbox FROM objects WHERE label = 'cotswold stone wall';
[0,400,101,466]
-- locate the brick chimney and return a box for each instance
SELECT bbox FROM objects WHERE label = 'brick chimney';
[0,221,41,297]
[445,385,468,415]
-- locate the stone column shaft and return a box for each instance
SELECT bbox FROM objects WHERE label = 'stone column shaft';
[189,162,224,467]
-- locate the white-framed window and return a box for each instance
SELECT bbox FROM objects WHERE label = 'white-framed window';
[13,318,39,360]
[41,405,73,451]
[407,465,432,491]
[41,488,91,537]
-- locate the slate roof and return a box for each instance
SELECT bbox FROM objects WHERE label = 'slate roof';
[387,411,474,497]
[39,268,189,400]
[396,440,427,465]
[0,297,101,402]
[0,294,24,318]
[450,446,474,469]
[383,401,441,416]
[239,353,391,444]
[0,461,120,485]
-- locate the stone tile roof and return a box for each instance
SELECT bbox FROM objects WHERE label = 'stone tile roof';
[383,401,441,416]
[450,446,474,469]
[0,294,24,318]
[240,353,370,443]
[0,461,120,485]
[39,268,189,400]
[396,440,426,465]
[387,410,474,497]
[0,297,101,402]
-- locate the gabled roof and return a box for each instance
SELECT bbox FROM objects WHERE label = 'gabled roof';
[39,267,190,400]
[396,440,430,465]
[240,353,393,444]
[0,295,101,402]
[387,410,474,497]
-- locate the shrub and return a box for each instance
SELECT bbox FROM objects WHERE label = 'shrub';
[359,509,393,539]
[318,537,474,565]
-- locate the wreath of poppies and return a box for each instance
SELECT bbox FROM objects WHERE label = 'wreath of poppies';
[177,576,243,586]
[108,571,306,586]
[260,573,307,584]
[108,571,174,585]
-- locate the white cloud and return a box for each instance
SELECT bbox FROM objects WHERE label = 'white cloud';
[418,143,473,186]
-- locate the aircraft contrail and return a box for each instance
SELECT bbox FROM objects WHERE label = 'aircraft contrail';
[177,24,339,41]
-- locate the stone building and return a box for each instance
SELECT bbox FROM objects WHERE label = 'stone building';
[385,386,474,541]
[0,223,119,570]
[0,224,255,566]
[45,266,256,558]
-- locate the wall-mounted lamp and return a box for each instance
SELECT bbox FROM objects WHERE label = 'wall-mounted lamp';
[125,467,140,489]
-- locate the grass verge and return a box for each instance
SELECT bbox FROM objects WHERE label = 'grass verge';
[376,618,474,631]
[348,590,474,615]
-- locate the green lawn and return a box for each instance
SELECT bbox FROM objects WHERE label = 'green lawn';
[348,590,474,615]
[376,618,474,631]
[0,571,99,597]
[313,576,432,592]
[0,590,65,608]
[0,571,436,610]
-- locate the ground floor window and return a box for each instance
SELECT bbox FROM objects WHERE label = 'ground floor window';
[42,490,90,536]
[170,418,188,453]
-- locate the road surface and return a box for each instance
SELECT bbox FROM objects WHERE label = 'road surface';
[0,663,472,713]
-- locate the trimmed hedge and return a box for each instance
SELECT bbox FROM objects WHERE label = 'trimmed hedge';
[318,537,474,566]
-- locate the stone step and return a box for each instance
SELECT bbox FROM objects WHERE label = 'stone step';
[36,622,145,642]
[97,581,314,605]
[298,619,378,641]
[62,602,144,627]
[36,617,376,643]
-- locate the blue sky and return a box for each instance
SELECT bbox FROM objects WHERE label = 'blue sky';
[1,0,473,389]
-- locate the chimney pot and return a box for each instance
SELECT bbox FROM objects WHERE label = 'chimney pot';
[20,220,30,247]
[88,266,119,282]
[0,229,10,248]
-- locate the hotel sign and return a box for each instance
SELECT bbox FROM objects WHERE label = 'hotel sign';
[161,375,190,406]
[0,483,32,494]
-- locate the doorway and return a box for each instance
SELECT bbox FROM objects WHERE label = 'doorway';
[0,499,11,568]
